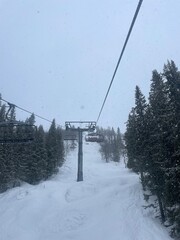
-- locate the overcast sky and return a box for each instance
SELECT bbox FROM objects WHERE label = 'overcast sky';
[0,0,180,132]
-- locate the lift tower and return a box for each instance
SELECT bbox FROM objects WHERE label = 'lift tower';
[65,121,96,182]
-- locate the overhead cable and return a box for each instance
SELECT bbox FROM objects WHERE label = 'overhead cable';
[96,0,143,124]
[0,97,53,124]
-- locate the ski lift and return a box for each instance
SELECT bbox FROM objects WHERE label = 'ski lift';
[63,132,78,141]
[85,132,104,143]
[0,122,37,144]
[64,123,77,141]
[0,103,37,144]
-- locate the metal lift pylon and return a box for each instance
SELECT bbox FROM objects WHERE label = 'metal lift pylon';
[65,121,96,182]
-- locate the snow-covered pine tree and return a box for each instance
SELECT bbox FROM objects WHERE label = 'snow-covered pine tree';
[124,108,139,172]
[18,114,37,183]
[0,102,17,191]
[55,126,64,168]
[111,128,123,162]
[99,127,124,163]
[133,86,148,188]
[35,125,48,180]
[162,61,180,234]
[0,96,65,192]
[145,69,168,222]
[46,119,64,177]
[125,61,180,237]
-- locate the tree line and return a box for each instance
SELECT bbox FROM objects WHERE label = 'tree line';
[0,98,64,193]
[98,127,124,163]
[124,60,180,238]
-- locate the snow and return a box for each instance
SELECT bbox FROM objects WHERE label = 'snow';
[0,142,172,240]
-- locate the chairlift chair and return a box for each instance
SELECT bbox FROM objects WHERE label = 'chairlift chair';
[0,103,37,144]
[0,121,37,144]
[85,132,104,143]
[63,133,78,141]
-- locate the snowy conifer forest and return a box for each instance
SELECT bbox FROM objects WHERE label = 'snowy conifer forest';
[125,60,180,238]
[0,104,64,193]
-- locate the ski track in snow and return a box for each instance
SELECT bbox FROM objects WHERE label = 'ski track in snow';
[0,142,172,240]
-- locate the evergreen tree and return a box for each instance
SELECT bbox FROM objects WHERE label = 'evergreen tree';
[124,108,139,171]
[0,103,16,191]
[133,86,148,187]
[0,96,65,192]
[56,126,64,167]
[34,125,48,180]
[145,70,168,222]
[125,61,180,237]
[99,127,124,163]
[18,114,36,183]
[111,128,123,162]
[46,119,64,177]
[162,61,180,231]
[117,128,124,156]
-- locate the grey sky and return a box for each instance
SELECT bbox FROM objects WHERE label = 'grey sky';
[0,0,180,132]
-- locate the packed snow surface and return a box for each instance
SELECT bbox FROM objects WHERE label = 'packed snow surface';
[0,142,172,240]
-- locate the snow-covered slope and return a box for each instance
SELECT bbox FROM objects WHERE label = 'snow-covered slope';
[0,142,171,240]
